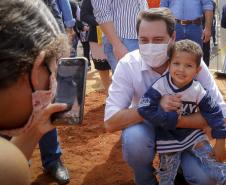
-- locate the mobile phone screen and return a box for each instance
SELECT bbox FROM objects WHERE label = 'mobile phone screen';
[52,57,88,125]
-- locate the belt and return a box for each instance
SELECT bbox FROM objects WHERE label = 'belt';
[176,18,202,25]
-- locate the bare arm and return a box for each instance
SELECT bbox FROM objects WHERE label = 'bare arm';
[176,112,207,129]
[91,0,128,60]
[11,126,43,160]
[202,10,213,43]
[99,22,128,60]
[105,108,143,132]
[11,102,67,160]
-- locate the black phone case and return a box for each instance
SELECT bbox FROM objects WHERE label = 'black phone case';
[51,57,88,125]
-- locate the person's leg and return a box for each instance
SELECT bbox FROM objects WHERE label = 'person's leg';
[181,150,216,185]
[122,121,158,185]
[121,38,139,52]
[159,152,181,185]
[81,41,91,67]
[89,42,111,95]
[103,36,117,72]
[39,129,62,168]
[70,36,78,57]
[175,23,186,41]
[98,70,111,94]
[103,37,138,72]
[202,41,210,67]
[186,24,203,47]
[39,129,69,184]
[192,140,226,185]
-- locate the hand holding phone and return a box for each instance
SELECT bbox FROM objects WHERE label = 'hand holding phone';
[51,57,88,125]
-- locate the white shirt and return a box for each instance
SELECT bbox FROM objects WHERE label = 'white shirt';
[105,49,226,121]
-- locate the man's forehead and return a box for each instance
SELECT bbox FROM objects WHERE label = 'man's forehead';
[139,19,168,35]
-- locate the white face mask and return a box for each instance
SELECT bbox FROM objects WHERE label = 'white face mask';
[139,41,170,68]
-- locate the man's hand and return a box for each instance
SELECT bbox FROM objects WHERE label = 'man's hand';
[160,94,182,112]
[65,27,75,44]
[202,27,211,43]
[213,139,226,162]
[113,42,128,61]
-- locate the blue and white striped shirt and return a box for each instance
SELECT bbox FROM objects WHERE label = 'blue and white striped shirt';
[91,0,148,39]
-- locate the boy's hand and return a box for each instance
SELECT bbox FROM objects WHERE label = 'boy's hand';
[213,139,226,162]
[160,94,182,112]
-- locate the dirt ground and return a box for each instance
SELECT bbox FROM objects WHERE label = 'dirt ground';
[30,74,226,185]
[31,90,136,185]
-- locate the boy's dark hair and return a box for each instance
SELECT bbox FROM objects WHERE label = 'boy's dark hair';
[136,7,175,36]
[168,39,203,66]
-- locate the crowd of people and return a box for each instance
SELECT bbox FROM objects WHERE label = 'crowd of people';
[0,0,226,185]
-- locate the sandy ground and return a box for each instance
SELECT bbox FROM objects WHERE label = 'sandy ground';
[31,90,136,185]
[30,71,226,185]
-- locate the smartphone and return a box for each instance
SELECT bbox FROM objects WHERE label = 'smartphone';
[51,57,88,125]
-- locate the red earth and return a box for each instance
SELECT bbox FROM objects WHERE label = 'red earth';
[30,75,226,185]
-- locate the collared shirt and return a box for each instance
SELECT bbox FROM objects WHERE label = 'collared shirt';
[91,0,148,39]
[160,0,213,20]
[105,49,226,121]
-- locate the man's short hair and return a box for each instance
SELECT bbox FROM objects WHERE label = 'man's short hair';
[168,39,203,66]
[136,7,175,36]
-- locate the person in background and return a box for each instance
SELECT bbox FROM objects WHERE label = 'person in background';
[202,0,216,67]
[80,0,111,95]
[221,4,226,28]
[40,1,71,184]
[91,0,148,72]
[0,0,69,184]
[160,0,213,48]
[70,0,91,69]
[56,0,75,43]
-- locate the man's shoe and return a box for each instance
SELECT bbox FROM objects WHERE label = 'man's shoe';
[46,160,70,185]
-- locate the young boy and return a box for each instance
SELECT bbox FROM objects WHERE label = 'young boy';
[137,39,226,185]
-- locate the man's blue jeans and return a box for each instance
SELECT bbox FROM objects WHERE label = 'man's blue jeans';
[39,129,62,169]
[122,122,216,185]
[175,23,203,47]
[103,36,139,72]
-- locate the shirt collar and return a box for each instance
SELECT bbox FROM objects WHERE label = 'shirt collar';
[140,54,169,76]
[167,72,193,93]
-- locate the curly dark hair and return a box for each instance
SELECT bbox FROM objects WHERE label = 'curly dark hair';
[0,0,69,89]
[168,39,203,66]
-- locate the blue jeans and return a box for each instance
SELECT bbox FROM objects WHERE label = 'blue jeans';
[39,129,62,169]
[122,122,216,185]
[159,140,224,185]
[175,23,203,47]
[103,36,139,72]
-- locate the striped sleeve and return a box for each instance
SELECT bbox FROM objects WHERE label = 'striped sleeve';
[137,86,178,130]
[91,0,113,24]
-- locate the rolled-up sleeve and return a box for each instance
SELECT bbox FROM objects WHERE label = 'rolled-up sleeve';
[201,0,213,11]
[104,58,134,121]
[91,0,113,24]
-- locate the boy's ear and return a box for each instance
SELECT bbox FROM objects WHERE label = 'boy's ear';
[196,66,202,74]
[31,51,46,90]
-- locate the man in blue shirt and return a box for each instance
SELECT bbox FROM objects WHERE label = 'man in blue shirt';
[221,4,226,28]
[160,0,213,47]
